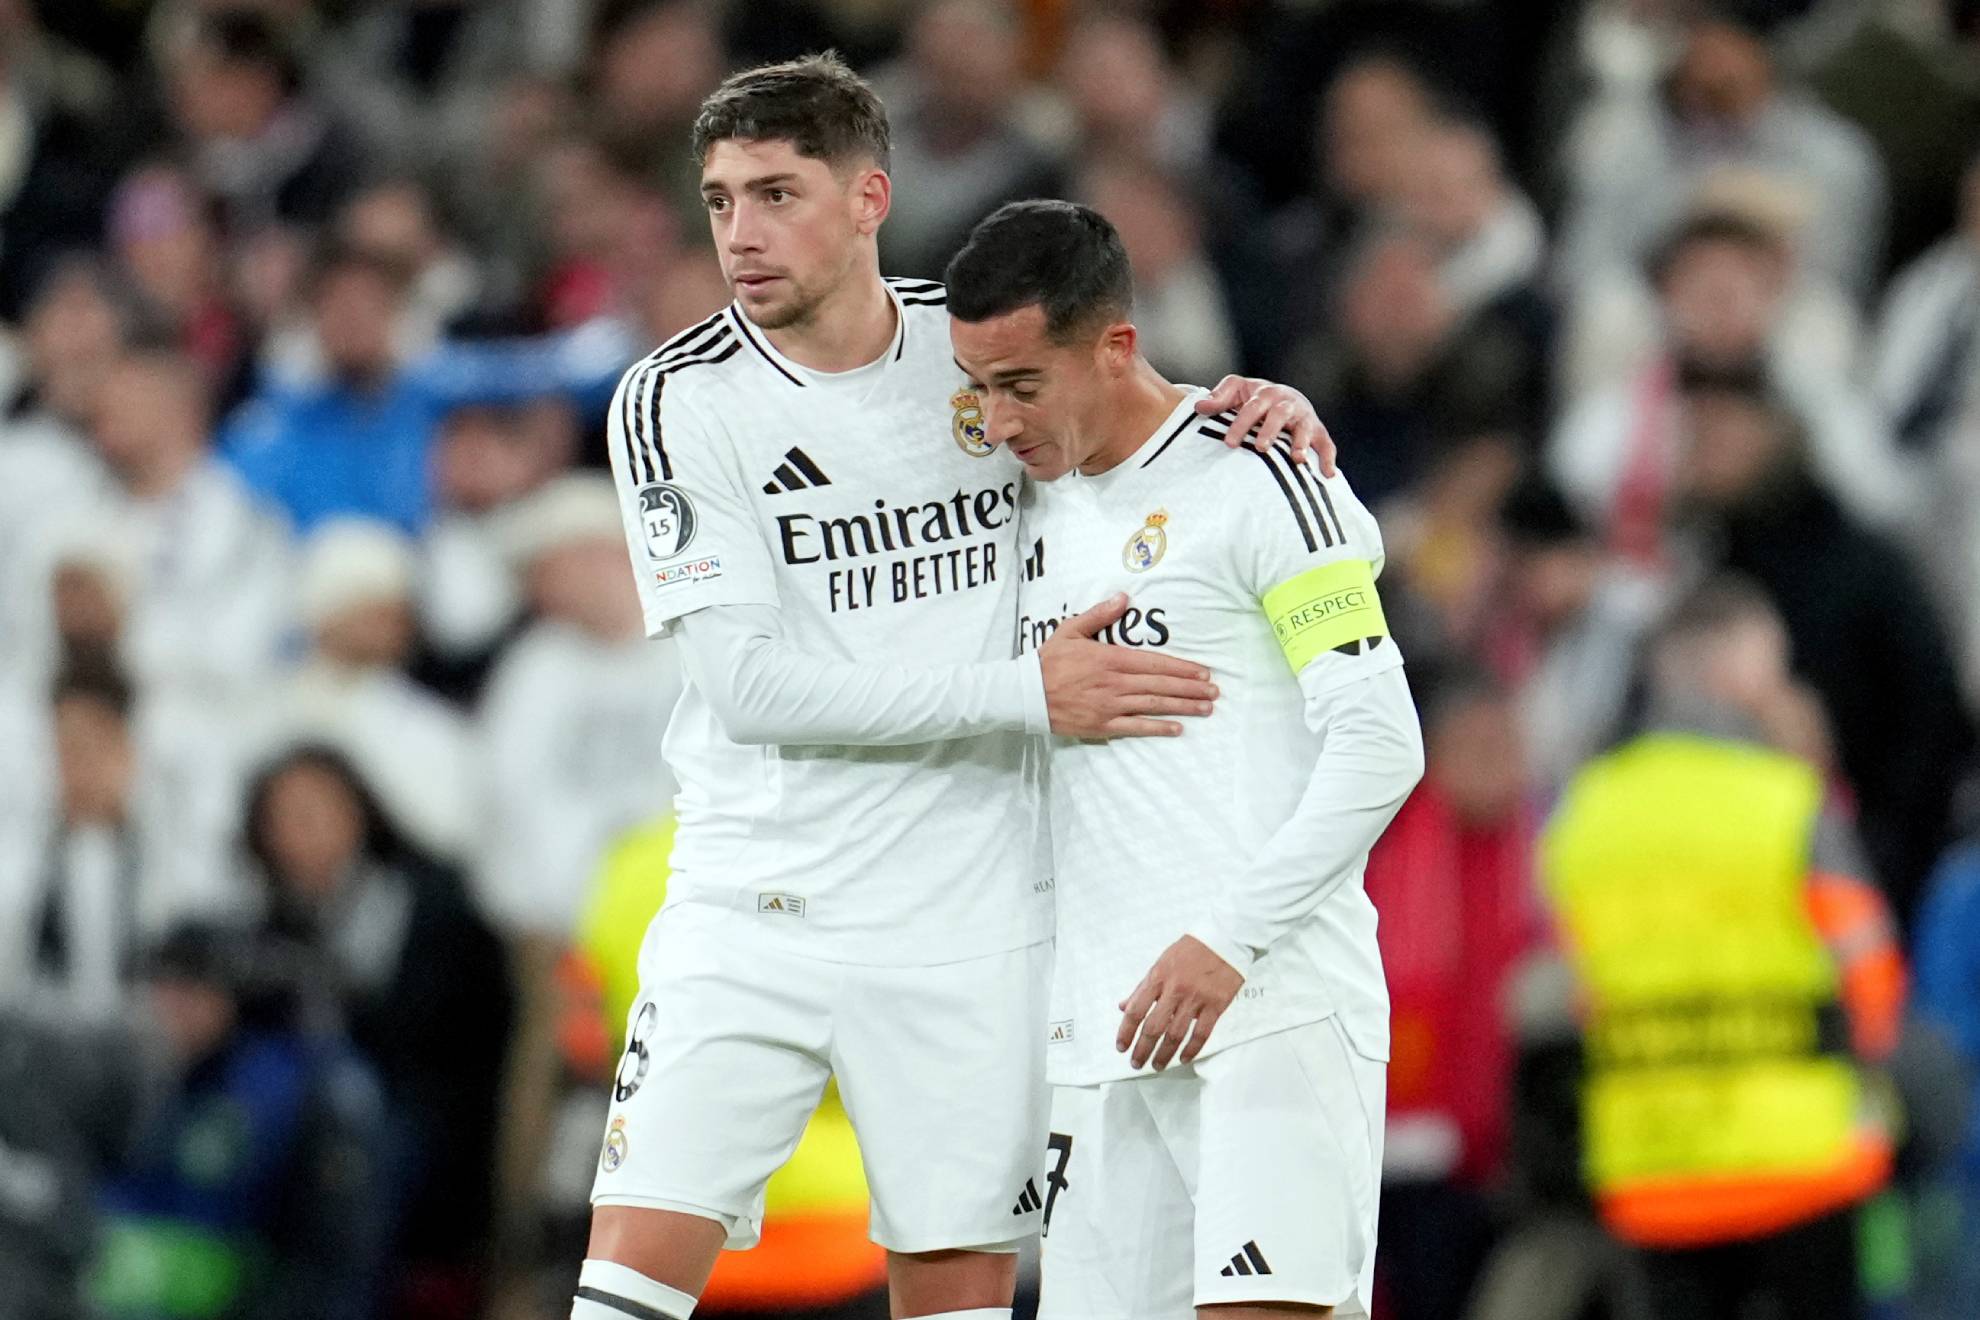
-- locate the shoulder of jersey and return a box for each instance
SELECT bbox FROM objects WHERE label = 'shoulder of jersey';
[888,277,951,350]
[886,276,947,308]
[620,308,746,401]
[1150,410,1363,557]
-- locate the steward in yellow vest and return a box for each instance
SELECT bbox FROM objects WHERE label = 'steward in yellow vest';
[1539,579,1904,1313]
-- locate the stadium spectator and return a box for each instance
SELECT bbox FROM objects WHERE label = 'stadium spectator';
[1670,364,1971,921]
[1399,119,1549,333]
[0,0,135,319]
[590,1,728,214]
[253,519,475,864]
[81,349,293,694]
[476,474,680,942]
[1289,227,1542,509]
[874,0,1063,278]
[0,261,129,685]
[1539,577,1906,1320]
[222,243,631,535]
[106,165,246,400]
[163,10,372,236]
[0,1002,146,1320]
[245,746,513,1320]
[415,401,564,675]
[91,919,394,1320]
[1912,840,1980,1319]
[1550,211,1906,566]
[1872,150,1980,690]
[335,179,484,353]
[1364,675,1541,1320]
[1491,479,1663,800]
[1053,13,1211,179]
[1076,157,1240,386]
[1558,8,1888,298]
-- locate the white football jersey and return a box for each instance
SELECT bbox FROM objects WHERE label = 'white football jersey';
[1019,390,1401,1085]
[605,279,1050,965]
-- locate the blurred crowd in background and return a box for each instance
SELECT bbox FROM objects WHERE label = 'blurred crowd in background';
[0,0,1978,1318]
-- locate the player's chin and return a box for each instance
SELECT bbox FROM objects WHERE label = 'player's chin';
[1011,446,1072,481]
[741,287,803,329]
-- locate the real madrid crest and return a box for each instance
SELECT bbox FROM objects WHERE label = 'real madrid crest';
[951,389,993,457]
[601,1116,629,1173]
[1123,509,1169,573]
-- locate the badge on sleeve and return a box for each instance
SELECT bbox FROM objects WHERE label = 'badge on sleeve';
[637,483,698,559]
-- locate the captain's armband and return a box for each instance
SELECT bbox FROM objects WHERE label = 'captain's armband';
[1261,559,1389,674]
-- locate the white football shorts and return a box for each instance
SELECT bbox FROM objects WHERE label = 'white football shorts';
[1037,1016,1386,1318]
[590,902,1052,1253]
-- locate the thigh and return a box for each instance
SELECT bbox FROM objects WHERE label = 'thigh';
[590,906,834,1249]
[1185,1019,1386,1316]
[833,939,1053,1254]
[1035,1080,1197,1320]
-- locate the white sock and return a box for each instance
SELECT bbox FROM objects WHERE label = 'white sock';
[911,1311,1012,1319]
[572,1259,697,1319]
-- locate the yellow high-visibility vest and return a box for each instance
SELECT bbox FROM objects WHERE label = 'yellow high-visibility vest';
[1541,733,1886,1245]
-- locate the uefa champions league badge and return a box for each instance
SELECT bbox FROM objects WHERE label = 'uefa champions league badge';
[602,1116,629,1173]
[951,389,993,457]
[1123,510,1169,572]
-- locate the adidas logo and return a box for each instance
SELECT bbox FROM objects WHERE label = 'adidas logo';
[762,447,832,495]
[1022,537,1046,582]
[757,893,806,917]
[1219,1241,1272,1277]
[1011,1178,1043,1215]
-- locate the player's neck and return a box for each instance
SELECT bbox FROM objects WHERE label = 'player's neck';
[760,267,896,374]
[1078,361,1187,477]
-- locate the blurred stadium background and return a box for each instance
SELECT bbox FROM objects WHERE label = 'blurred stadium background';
[0,0,1978,1318]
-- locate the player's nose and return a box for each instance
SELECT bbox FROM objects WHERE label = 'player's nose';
[982,398,1022,446]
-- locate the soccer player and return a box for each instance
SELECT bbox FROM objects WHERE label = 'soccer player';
[585,56,1332,1320]
[947,201,1425,1320]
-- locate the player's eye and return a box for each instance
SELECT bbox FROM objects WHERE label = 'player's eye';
[765,188,792,204]
[1011,384,1040,402]
[704,195,729,213]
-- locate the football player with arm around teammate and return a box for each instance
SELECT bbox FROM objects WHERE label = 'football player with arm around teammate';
[583,55,1339,1320]
[948,200,1424,1320]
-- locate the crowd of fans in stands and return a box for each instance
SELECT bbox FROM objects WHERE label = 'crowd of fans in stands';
[1,1,1979,1318]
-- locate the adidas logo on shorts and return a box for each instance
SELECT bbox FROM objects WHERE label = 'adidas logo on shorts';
[1012,1178,1043,1215]
[758,893,806,917]
[1219,1241,1273,1277]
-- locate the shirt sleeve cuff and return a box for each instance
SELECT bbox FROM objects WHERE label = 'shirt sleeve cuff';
[1185,917,1257,979]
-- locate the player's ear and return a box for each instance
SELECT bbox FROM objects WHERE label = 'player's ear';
[851,166,890,235]
[1097,321,1138,375]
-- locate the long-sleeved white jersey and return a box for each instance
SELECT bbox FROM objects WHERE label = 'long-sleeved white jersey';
[1019,390,1423,1085]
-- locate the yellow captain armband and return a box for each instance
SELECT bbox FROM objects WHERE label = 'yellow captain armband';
[1261,558,1389,674]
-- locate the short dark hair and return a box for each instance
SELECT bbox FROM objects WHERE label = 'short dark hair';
[51,648,134,720]
[1647,210,1781,287]
[945,200,1134,344]
[690,53,890,171]
[1499,478,1589,548]
[197,11,302,92]
[307,239,414,300]
[1652,573,1780,655]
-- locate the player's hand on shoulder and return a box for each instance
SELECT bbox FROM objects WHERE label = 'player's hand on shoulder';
[1039,593,1218,739]
[1198,376,1337,476]
[1117,935,1245,1071]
